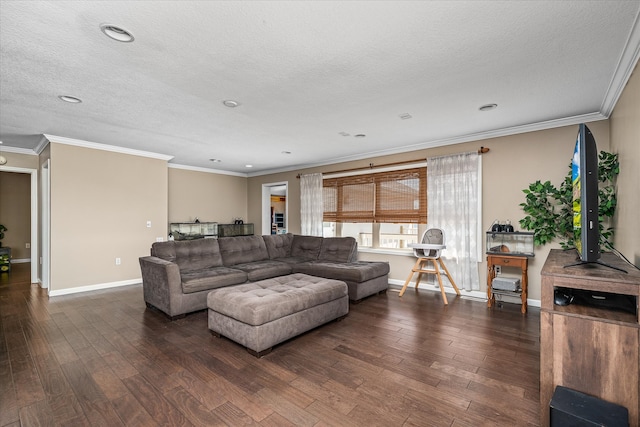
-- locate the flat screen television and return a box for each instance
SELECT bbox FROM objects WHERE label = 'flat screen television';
[565,123,625,272]
[572,123,600,262]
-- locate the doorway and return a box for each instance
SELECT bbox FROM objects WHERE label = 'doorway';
[0,165,39,285]
[261,182,288,236]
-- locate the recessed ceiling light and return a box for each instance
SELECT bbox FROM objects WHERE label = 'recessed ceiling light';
[58,95,82,103]
[100,24,134,42]
[209,159,222,163]
[399,113,412,120]
[338,132,350,137]
[479,103,498,112]
[354,134,366,138]
[281,151,291,155]
[245,164,253,168]
[223,100,240,108]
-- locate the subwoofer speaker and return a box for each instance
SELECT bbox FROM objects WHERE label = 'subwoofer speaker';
[549,386,629,427]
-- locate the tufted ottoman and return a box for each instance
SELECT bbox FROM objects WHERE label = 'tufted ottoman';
[207,273,349,357]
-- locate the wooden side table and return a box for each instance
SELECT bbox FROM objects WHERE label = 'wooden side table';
[0,247,11,273]
[486,254,528,313]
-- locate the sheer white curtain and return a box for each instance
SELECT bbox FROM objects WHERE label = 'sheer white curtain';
[300,173,324,236]
[427,152,481,291]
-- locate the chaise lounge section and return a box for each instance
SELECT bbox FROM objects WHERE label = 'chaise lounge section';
[139,233,389,319]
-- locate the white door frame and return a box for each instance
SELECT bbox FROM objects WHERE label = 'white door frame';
[41,160,50,291]
[0,165,39,284]
[261,182,288,236]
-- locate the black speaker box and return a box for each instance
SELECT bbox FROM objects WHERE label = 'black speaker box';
[550,386,629,427]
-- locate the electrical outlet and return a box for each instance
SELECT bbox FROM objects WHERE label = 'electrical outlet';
[156,237,163,242]
[25,243,30,249]
[115,258,121,265]
[146,220,152,228]
[495,265,501,275]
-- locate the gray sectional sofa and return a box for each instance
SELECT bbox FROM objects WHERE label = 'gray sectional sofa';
[139,233,389,319]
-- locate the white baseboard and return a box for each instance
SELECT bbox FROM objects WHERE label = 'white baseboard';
[45,277,541,308]
[387,279,541,308]
[49,279,141,297]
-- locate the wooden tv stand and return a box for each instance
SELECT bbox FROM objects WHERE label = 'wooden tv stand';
[540,249,639,426]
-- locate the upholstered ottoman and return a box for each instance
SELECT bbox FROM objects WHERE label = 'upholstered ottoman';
[207,273,349,357]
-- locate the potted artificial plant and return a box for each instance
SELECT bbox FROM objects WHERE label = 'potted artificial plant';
[519,151,619,249]
[0,224,6,247]
[0,224,8,272]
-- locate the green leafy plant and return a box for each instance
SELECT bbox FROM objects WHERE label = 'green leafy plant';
[0,224,6,247]
[519,151,619,249]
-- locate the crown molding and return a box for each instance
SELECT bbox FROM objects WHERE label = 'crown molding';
[0,145,37,155]
[168,163,248,177]
[600,7,640,117]
[43,134,174,161]
[33,135,50,155]
[248,112,607,177]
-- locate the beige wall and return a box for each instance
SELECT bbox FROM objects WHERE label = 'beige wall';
[0,151,39,169]
[168,168,248,225]
[0,171,31,259]
[248,121,612,302]
[248,172,299,235]
[610,64,640,266]
[49,143,168,292]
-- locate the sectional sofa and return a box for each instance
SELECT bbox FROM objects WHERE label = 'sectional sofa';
[139,233,390,319]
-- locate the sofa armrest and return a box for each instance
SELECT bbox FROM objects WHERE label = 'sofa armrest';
[139,256,183,316]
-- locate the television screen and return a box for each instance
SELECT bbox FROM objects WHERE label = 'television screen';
[572,124,600,263]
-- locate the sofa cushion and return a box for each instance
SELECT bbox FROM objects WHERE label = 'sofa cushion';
[290,235,323,260]
[219,235,269,266]
[206,273,347,326]
[262,233,293,259]
[181,266,247,294]
[231,260,293,282]
[151,240,176,260]
[152,239,224,272]
[318,237,357,262]
[293,260,390,283]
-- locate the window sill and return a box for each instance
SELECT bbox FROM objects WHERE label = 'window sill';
[358,247,414,257]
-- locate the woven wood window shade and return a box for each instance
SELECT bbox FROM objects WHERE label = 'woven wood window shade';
[323,168,426,223]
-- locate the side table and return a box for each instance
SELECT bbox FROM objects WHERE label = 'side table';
[487,254,528,313]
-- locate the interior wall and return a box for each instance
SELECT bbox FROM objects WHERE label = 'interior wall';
[248,120,611,302]
[610,62,640,266]
[168,167,247,225]
[0,171,31,259]
[49,142,168,293]
[3,62,636,299]
[249,173,298,235]
[0,151,40,169]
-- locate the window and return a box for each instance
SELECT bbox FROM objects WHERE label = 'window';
[323,168,426,249]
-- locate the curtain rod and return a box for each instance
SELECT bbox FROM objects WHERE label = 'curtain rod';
[296,146,489,178]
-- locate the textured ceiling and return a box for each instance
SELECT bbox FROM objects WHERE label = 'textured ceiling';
[1,1,639,175]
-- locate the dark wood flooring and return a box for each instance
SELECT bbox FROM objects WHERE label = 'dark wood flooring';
[1,263,541,426]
